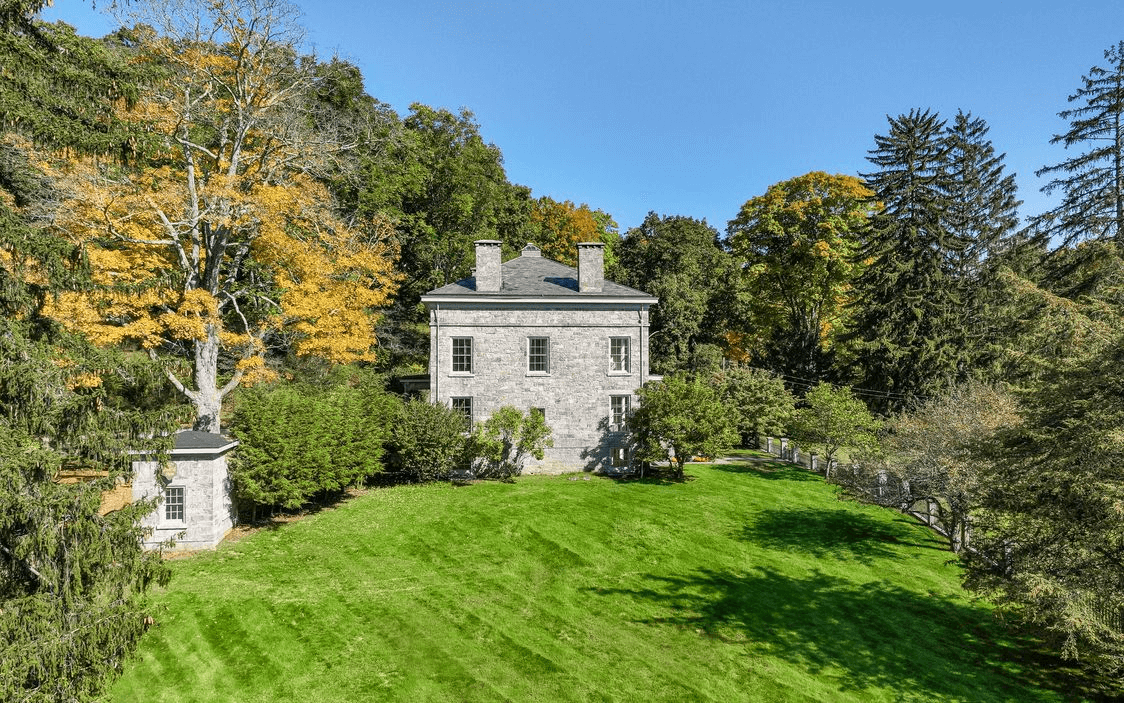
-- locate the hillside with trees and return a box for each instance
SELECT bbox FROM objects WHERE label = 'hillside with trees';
[3,0,1124,697]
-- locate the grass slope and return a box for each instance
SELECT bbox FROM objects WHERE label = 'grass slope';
[111,457,1070,702]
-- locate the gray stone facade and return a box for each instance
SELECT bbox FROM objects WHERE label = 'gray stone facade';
[132,431,238,550]
[422,243,658,473]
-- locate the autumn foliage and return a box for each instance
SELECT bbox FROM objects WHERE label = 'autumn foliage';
[38,0,400,431]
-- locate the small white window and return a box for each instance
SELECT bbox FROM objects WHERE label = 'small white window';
[611,446,629,468]
[610,395,630,431]
[610,337,630,373]
[452,338,472,373]
[164,486,185,522]
[528,337,549,373]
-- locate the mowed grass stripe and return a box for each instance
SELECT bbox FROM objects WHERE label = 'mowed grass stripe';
[113,459,1071,702]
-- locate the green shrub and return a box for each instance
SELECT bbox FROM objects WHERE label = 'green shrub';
[385,399,469,482]
[628,374,737,479]
[229,377,399,516]
[468,406,553,481]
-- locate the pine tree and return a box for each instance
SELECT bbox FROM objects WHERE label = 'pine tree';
[0,15,181,702]
[847,109,967,411]
[964,333,1124,677]
[944,111,1022,374]
[1034,41,1124,246]
[944,111,1021,275]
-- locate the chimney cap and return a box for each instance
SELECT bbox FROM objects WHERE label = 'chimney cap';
[576,241,605,248]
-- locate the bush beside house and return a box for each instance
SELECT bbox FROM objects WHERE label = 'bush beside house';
[228,379,399,519]
[385,398,471,483]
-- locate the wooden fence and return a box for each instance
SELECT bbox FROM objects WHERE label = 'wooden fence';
[760,436,1124,634]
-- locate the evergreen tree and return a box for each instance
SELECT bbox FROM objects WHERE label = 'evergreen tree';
[944,111,1022,375]
[1034,41,1124,246]
[944,111,1021,275]
[0,15,181,702]
[965,333,1124,676]
[847,109,967,411]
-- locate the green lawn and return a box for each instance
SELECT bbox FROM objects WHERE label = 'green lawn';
[111,457,1076,702]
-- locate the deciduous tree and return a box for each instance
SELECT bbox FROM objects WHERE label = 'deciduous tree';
[44,0,400,431]
[712,366,794,446]
[840,381,1019,553]
[618,213,734,373]
[727,172,875,380]
[791,382,880,478]
[392,104,532,310]
[628,375,738,480]
[468,406,553,480]
[529,195,621,274]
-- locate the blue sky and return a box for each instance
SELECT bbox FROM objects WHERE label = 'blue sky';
[42,0,1124,235]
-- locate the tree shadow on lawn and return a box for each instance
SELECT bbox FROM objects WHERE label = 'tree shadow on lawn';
[738,507,946,563]
[589,566,1074,701]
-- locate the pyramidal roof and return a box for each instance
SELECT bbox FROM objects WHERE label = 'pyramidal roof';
[422,244,657,301]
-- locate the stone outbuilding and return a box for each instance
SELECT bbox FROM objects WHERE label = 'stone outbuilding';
[132,430,238,551]
[421,241,658,473]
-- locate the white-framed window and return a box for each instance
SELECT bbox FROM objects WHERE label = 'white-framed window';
[610,337,630,373]
[528,337,549,373]
[610,395,630,431]
[611,446,630,468]
[451,337,473,373]
[451,397,473,431]
[164,486,185,522]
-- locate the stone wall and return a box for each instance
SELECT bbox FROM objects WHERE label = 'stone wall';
[430,302,652,473]
[132,443,236,551]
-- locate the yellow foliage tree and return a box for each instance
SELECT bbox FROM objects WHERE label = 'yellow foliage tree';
[727,172,876,378]
[529,196,620,271]
[43,0,400,432]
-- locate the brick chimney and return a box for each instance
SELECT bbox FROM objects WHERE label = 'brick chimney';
[474,240,502,292]
[577,242,604,293]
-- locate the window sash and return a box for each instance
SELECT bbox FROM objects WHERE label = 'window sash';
[164,486,184,522]
[610,337,630,372]
[452,338,472,373]
[528,337,549,373]
[610,395,630,430]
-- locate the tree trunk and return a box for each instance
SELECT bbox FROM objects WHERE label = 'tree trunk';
[191,329,224,434]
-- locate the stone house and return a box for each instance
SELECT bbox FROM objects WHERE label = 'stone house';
[421,241,658,473]
[131,430,238,551]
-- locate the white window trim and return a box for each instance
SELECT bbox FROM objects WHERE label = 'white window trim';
[609,395,631,432]
[526,336,550,376]
[450,336,474,376]
[163,485,186,525]
[609,337,631,375]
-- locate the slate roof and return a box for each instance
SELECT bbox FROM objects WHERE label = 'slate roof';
[172,430,238,455]
[422,246,657,300]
